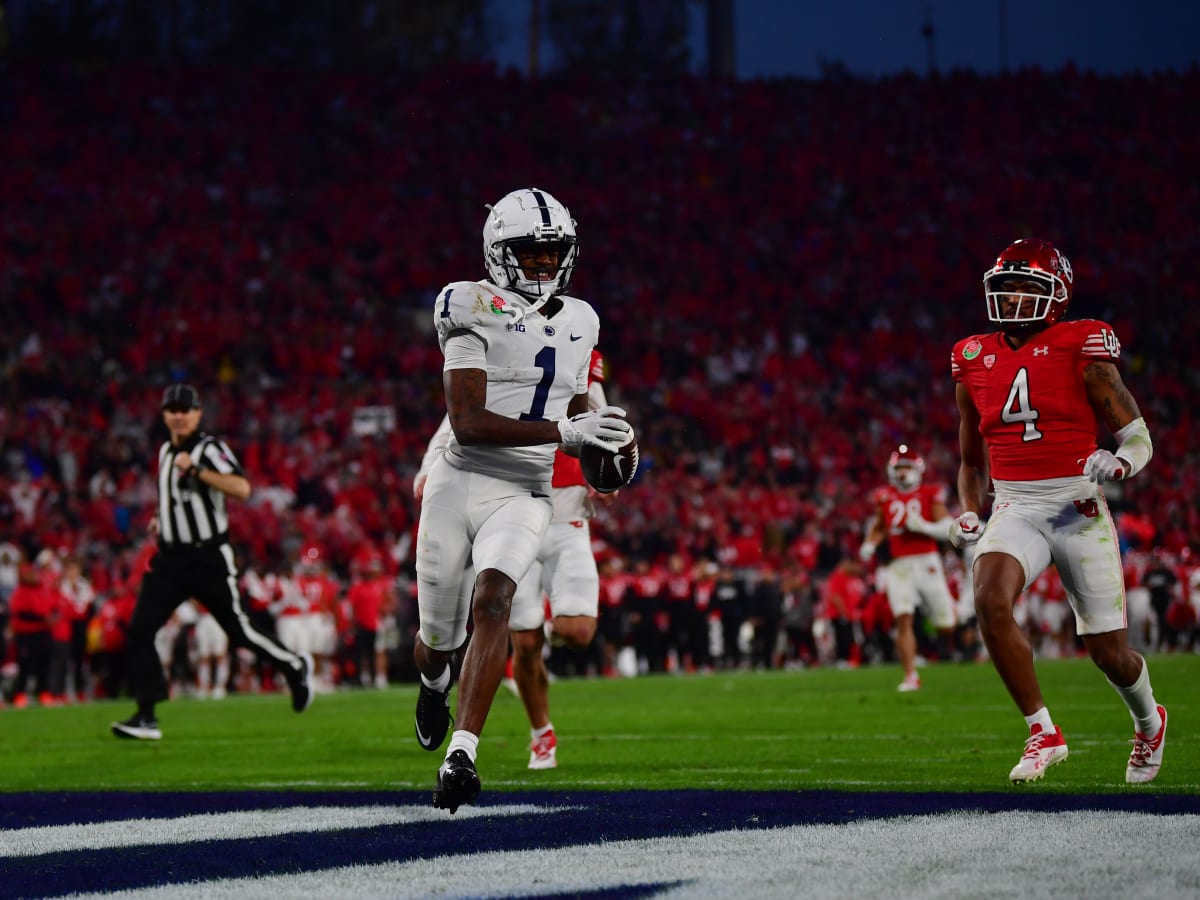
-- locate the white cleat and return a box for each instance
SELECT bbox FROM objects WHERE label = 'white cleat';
[1126,704,1167,784]
[897,673,921,692]
[1009,723,1068,783]
[528,728,558,770]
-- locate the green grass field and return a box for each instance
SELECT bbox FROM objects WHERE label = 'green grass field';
[4,655,1197,794]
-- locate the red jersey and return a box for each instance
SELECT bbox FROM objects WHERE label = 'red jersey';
[1029,567,1066,604]
[551,349,606,489]
[951,319,1121,481]
[871,483,945,558]
[347,577,391,631]
[821,567,868,621]
[295,573,339,614]
[9,583,54,635]
[599,571,629,609]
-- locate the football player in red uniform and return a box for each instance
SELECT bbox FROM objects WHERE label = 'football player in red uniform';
[951,238,1165,784]
[859,445,957,691]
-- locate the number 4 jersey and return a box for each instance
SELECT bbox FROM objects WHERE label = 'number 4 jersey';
[951,319,1121,481]
[434,279,600,493]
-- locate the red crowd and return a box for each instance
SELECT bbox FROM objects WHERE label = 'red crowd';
[2,63,1199,701]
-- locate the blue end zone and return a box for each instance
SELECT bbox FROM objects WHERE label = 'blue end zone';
[3,790,1198,899]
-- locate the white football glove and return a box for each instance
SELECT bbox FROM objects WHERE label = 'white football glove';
[949,512,984,549]
[557,405,632,451]
[1082,449,1126,484]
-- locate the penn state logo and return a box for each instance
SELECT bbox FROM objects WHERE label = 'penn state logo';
[544,326,556,337]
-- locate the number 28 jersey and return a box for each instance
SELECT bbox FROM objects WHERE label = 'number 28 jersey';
[950,319,1121,481]
[435,279,599,493]
[872,483,945,558]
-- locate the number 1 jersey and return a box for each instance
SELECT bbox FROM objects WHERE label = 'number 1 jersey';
[950,319,1121,481]
[434,279,599,493]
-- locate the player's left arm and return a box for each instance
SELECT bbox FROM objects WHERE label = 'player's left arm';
[858,509,886,562]
[1082,360,1153,482]
[905,493,955,542]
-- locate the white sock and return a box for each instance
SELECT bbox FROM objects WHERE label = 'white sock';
[1024,707,1054,734]
[421,664,451,693]
[446,730,480,764]
[532,722,554,740]
[1108,659,1161,737]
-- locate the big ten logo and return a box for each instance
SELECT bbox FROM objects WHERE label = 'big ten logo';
[1073,499,1099,518]
[507,323,527,332]
[1101,328,1120,358]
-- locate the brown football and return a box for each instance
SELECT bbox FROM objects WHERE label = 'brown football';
[580,433,639,494]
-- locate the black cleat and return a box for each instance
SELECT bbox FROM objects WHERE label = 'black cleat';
[111,713,162,741]
[289,652,315,713]
[433,749,481,814]
[415,680,453,751]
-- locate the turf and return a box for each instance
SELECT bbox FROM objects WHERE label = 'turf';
[3,655,1196,794]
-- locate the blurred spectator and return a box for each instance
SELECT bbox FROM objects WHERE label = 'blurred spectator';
[1142,553,1179,652]
[822,557,868,668]
[9,563,53,706]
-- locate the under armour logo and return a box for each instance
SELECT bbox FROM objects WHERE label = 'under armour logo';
[1032,346,1049,356]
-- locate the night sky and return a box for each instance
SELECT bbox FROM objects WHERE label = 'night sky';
[489,0,1200,79]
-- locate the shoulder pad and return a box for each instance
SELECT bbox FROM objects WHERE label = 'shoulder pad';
[434,281,522,347]
[950,334,989,381]
[1070,319,1122,361]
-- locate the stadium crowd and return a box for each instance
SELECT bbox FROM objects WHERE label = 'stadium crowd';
[2,63,1199,705]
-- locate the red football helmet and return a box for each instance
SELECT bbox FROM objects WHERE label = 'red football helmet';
[983,238,1073,329]
[887,444,925,491]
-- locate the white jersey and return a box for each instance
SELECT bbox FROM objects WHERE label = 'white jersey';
[435,280,599,493]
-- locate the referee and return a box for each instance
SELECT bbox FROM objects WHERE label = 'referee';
[112,383,313,740]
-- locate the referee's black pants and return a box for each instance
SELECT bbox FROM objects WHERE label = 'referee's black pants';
[127,543,303,710]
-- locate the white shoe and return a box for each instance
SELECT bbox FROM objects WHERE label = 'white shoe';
[1009,724,1068,782]
[1126,705,1167,784]
[897,673,921,692]
[528,728,558,769]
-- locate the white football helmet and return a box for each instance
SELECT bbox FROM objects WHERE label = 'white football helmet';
[887,444,925,491]
[483,188,578,307]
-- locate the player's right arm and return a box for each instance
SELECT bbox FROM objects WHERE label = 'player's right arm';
[445,367,587,447]
[952,383,988,547]
[858,507,886,563]
[435,283,627,451]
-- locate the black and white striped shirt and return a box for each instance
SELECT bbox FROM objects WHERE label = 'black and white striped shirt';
[156,433,245,549]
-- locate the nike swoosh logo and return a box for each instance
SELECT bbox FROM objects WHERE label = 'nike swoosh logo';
[570,334,582,341]
[415,719,435,747]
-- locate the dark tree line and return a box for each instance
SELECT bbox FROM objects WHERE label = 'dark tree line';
[2,0,698,74]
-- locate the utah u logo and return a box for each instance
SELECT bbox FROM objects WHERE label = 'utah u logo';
[1101,328,1120,358]
[1073,499,1099,518]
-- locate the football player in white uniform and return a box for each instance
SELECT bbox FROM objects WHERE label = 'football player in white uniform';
[413,188,631,813]
[415,349,611,772]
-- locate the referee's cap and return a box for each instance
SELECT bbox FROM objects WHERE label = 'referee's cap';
[161,383,201,411]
